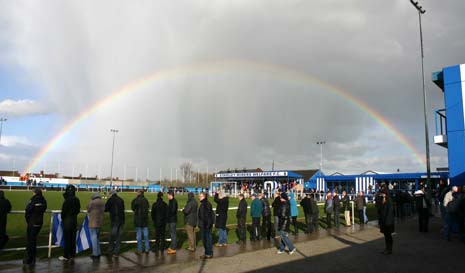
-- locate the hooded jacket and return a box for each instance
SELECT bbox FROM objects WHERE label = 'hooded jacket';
[0,191,12,234]
[151,197,168,227]
[87,193,105,228]
[61,188,81,230]
[131,193,149,227]
[25,194,47,227]
[105,193,125,225]
[182,192,198,226]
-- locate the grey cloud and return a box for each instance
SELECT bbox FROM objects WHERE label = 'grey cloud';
[0,0,459,176]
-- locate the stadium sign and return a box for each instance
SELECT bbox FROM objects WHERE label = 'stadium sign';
[215,171,288,178]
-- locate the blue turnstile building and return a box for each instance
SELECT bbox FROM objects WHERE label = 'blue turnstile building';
[433,63,465,186]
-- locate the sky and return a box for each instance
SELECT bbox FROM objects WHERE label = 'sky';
[0,0,464,180]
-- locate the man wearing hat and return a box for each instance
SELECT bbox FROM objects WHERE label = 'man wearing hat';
[105,189,125,257]
[250,193,263,241]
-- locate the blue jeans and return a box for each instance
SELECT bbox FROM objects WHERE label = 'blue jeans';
[108,224,123,254]
[169,223,177,249]
[201,228,213,256]
[278,230,295,251]
[89,228,101,256]
[136,227,150,252]
[217,228,227,244]
[363,207,368,223]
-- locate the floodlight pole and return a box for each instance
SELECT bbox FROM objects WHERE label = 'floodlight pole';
[0,118,7,145]
[110,129,119,188]
[410,0,431,189]
[317,141,326,171]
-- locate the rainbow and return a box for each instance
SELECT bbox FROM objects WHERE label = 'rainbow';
[24,59,425,174]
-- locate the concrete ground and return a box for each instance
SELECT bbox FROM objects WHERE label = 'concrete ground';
[1,215,463,273]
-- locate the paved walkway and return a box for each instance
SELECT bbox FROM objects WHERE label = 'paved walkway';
[1,216,464,273]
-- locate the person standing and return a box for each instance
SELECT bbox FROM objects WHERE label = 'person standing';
[259,193,272,240]
[289,192,299,235]
[214,191,229,247]
[310,194,319,232]
[272,191,281,238]
[236,194,248,244]
[87,193,105,259]
[24,189,47,265]
[324,193,333,228]
[198,192,214,259]
[59,185,81,261]
[151,192,168,253]
[182,192,198,251]
[379,189,395,255]
[105,190,125,257]
[0,190,12,250]
[131,190,150,254]
[355,192,365,225]
[300,193,312,234]
[167,191,178,254]
[333,191,341,228]
[250,194,263,241]
[341,191,351,227]
[414,186,431,232]
[276,192,296,255]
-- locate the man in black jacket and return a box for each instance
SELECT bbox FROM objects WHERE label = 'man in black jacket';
[105,190,125,257]
[24,189,47,265]
[167,191,178,254]
[131,190,150,254]
[259,193,272,240]
[341,191,351,227]
[310,194,319,232]
[333,191,341,228]
[59,185,81,261]
[271,191,281,238]
[182,192,198,251]
[214,191,229,247]
[277,192,296,255]
[0,190,12,250]
[236,194,247,244]
[198,192,214,259]
[379,189,395,254]
[151,192,168,253]
[300,193,312,234]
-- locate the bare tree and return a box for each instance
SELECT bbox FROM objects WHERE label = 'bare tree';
[180,162,193,183]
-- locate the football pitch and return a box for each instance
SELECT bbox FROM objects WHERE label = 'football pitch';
[0,190,377,261]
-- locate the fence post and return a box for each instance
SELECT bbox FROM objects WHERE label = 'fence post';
[48,211,54,258]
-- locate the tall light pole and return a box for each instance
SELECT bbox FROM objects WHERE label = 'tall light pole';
[110,129,119,188]
[410,0,431,188]
[0,118,7,145]
[317,141,326,171]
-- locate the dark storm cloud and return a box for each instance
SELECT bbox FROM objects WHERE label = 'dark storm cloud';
[0,0,462,176]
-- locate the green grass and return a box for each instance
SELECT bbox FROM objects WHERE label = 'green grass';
[0,190,377,261]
